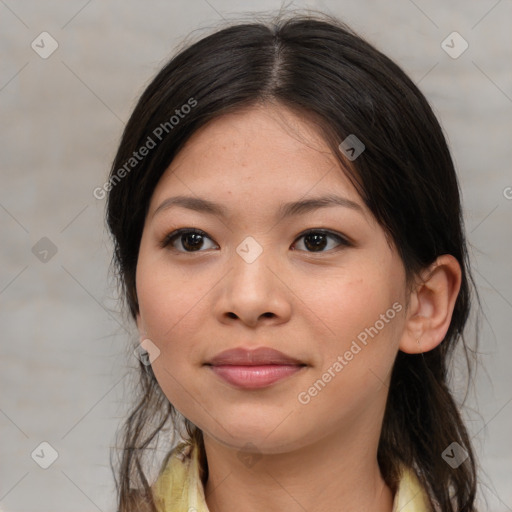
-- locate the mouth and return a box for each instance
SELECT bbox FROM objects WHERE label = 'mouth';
[207,363,306,389]
[205,346,307,389]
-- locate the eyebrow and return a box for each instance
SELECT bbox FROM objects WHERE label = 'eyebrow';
[152,193,364,221]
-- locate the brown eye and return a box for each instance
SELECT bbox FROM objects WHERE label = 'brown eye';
[162,229,218,252]
[292,230,349,253]
[161,228,349,254]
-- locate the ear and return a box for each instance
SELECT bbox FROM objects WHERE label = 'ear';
[399,254,462,354]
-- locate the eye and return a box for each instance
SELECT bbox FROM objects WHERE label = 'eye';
[291,229,350,253]
[161,228,218,252]
[161,228,350,254]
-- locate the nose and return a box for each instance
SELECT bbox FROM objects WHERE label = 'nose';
[214,244,292,328]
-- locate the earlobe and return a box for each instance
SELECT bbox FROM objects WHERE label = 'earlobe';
[399,255,462,354]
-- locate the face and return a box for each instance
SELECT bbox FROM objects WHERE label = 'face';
[135,103,409,454]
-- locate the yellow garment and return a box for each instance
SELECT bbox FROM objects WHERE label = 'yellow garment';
[151,438,432,512]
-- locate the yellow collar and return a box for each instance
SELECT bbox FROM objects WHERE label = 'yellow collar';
[151,439,431,512]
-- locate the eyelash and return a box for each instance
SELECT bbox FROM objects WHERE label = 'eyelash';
[160,228,351,254]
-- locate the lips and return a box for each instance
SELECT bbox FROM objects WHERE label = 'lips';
[205,347,307,389]
[206,347,305,366]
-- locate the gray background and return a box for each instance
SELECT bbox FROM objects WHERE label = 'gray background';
[1,1,511,511]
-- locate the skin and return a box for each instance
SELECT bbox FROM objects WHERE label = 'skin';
[135,102,461,512]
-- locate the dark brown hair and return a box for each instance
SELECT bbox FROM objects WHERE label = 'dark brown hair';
[106,11,479,512]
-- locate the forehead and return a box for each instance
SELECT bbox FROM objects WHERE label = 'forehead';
[148,103,372,224]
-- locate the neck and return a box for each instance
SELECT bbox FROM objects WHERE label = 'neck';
[202,426,394,512]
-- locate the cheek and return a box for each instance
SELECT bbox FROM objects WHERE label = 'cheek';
[135,231,206,333]
[311,263,405,377]
[136,250,177,346]
[315,269,401,336]
[297,278,403,425]
[136,263,207,413]
[137,265,204,347]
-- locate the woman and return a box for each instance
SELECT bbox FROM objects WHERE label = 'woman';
[106,11,479,512]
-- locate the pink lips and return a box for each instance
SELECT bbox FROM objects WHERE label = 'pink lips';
[205,347,306,389]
